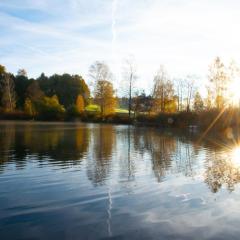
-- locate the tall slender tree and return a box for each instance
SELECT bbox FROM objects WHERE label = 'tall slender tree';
[208,57,229,109]
[185,75,196,112]
[194,91,204,112]
[0,73,16,112]
[122,57,137,118]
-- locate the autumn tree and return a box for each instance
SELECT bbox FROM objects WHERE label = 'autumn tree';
[193,91,204,112]
[208,57,229,109]
[152,66,175,113]
[0,65,5,75]
[95,80,116,116]
[36,95,66,120]
[76,94,85,113]
[89,61,116,117]
[24,98,36,116]
[0,73,16,112]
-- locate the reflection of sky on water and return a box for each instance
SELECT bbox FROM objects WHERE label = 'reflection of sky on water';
[1,122,240,239]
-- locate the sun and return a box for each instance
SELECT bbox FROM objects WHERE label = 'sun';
[231,146,240,167]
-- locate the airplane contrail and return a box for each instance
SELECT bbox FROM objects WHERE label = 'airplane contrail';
[111,0,118,56]
[111,0,121,85]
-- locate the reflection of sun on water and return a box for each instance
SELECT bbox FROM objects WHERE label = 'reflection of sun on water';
[231,147,240,168]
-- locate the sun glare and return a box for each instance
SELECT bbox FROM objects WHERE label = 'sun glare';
[229,78,240,103]
[231,146,240,167]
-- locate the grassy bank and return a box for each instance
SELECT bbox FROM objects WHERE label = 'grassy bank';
[1,106,240,134]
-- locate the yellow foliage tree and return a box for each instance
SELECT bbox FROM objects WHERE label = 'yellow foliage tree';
[24,98,36,116]
[152,66,175,113]
[36,95,65,120]
[50,95,60,105]
[95,80,116,117]
[76,95,85,113]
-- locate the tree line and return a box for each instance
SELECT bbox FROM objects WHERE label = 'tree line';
[0,57,239,126]
[0,65,90,120]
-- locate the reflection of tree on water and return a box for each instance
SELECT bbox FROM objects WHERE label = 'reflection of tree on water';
[24,125,90,164]
[118,126,135,181]
[0,125,16,172]
[174,141,195,178]
[127,126,134,180]
[24,125,90,166]
[150,135,176,182]
[4,122,240,194]
[133,129,176,182]
[85,125,115,237]
[87,125,115,186]
[131,128,199,182]
[0,124,31,171]
[0,123,90,172]
[205,150,240,193]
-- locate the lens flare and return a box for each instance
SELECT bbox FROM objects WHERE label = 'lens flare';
[231,146,240,167]
[229,78,240,103]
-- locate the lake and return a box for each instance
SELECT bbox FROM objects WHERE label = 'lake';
[0,121,240,239]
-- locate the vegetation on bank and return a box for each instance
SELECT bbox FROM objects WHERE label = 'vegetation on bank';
[0,57,240,132]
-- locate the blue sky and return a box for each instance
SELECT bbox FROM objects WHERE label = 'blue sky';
[0,0,240,91]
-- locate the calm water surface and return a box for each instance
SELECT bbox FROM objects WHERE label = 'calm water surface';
[1,122,240,239]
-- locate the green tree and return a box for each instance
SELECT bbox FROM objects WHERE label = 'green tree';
[38,74,90,108]
[14,69,30,109]
[26,80,44,102]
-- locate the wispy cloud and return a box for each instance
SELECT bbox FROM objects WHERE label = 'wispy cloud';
[0,0,240,90]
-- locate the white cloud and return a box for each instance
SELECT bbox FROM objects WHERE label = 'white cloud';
[0,0,240,93]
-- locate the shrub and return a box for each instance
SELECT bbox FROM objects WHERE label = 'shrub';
[36,95,66,120]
